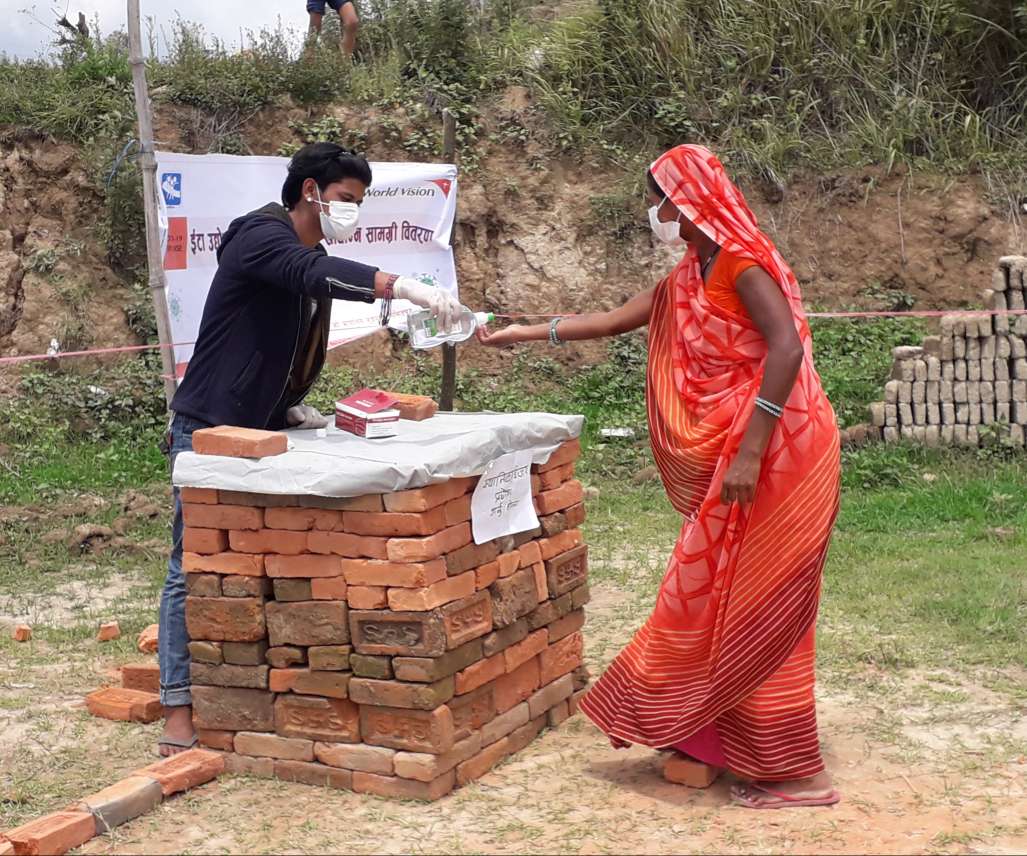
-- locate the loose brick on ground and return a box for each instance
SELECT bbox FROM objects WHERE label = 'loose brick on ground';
[663,754,719,788]
[341,558,447,588]
[274,759,353,790]
[265,554,342,579]
[134,748,225,796]
[4,811,96,856]
[78,776,163,834]
[192,426,287,458]
[387,570,476,612]
[314,742,395,775]
[230,529,307,555]
[352,770,456,802]
[183,528,229,554]
[182,503,263,532]
[85,688,162,723]
[12,624,32,642]
[120,662,160,694]
[234,732,314,762]
[183,551,265,577]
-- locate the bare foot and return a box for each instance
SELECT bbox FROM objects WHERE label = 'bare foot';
[158,704,196,756]
[731,771,840,808]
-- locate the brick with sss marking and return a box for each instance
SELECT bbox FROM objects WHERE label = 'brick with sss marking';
[545,544,588,596]
[349,609,446,656]
[275,694,359,743]
[86,687,162,723]
[134,748,225,796]
[439,590,493,649]
[360,704,455,753]
[539,631,583,684]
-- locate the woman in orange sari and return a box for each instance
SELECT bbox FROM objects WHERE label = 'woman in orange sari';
[477,144,841,809]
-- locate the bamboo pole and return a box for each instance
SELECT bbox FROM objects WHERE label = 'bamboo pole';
[127,0,177,406]
[439,109,458,411]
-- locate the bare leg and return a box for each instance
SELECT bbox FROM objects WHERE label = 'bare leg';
[339,3,358,56]
[304,11,323,56]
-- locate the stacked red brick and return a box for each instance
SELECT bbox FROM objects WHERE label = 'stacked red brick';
[181,439,589,801]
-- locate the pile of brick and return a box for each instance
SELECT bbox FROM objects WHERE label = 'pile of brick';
[1,749,223,855]
[866,255,1027,447]
[181,438,589,801]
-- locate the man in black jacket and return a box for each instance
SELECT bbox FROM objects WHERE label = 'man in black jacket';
[158,143,460,755]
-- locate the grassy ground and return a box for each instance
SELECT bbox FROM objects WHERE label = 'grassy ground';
[1,428,1024,851]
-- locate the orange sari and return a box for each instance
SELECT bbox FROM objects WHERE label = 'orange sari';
[579,146,840,781]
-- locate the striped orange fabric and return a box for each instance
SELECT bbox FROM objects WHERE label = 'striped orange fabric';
[579,145,841,781]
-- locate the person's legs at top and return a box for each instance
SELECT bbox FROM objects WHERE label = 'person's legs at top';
[337,0,359,57]
[306,0,326,51]
[158,413,210,756]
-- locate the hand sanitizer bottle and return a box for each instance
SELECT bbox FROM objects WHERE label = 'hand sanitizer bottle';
[407,307,495,349]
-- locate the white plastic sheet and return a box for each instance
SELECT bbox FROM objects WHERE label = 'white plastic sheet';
[172,412,583,498]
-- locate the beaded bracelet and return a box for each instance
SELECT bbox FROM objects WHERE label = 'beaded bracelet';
[379,274,398,326]
[754,396,783,418]
[549,318,564,346]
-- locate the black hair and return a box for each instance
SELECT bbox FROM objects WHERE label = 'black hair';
[281,142,373,209]
[646,168,662,197]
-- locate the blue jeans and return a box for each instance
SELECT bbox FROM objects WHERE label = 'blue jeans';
[159,413,212,707]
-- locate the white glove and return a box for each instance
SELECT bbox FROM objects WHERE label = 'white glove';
[286,404,330,430]
[394,276,462,330]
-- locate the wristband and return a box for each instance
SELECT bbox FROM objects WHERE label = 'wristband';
[379,274,398,327]
[754,396,783,418]
[549,318,564,346]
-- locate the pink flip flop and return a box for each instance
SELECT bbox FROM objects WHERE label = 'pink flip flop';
[732,782,841,809]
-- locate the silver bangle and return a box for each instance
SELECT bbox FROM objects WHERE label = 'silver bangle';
[754,396,783,418]
[549,318,564,346]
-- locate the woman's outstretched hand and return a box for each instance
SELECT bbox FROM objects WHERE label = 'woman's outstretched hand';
[721,448,761,505]
[476,325,525,348]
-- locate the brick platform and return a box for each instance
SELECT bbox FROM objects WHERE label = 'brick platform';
[183,439,589,800]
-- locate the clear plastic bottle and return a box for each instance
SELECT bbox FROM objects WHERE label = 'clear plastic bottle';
[406,307,495,349]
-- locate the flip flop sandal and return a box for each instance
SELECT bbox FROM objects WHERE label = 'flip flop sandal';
[732,782,841,810]
[157,733,198,757]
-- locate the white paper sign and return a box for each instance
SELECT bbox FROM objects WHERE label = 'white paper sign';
[471,450,539,545]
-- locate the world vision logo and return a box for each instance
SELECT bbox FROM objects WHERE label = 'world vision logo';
[430,179,452,197]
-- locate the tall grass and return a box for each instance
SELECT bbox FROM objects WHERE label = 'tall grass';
[530,0,1027,176]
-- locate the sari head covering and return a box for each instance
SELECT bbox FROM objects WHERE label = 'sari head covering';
[579,145,841,780]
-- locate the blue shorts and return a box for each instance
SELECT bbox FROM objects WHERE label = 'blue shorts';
[307,0,353,12]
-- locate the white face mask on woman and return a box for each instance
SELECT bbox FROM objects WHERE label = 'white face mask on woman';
[309,186,360,242]
[648,197,686,246]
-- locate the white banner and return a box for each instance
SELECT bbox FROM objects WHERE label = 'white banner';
[154,151,458,376]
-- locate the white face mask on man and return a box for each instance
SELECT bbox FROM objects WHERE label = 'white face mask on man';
[309,186,360,242]
[648,197,686,246]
